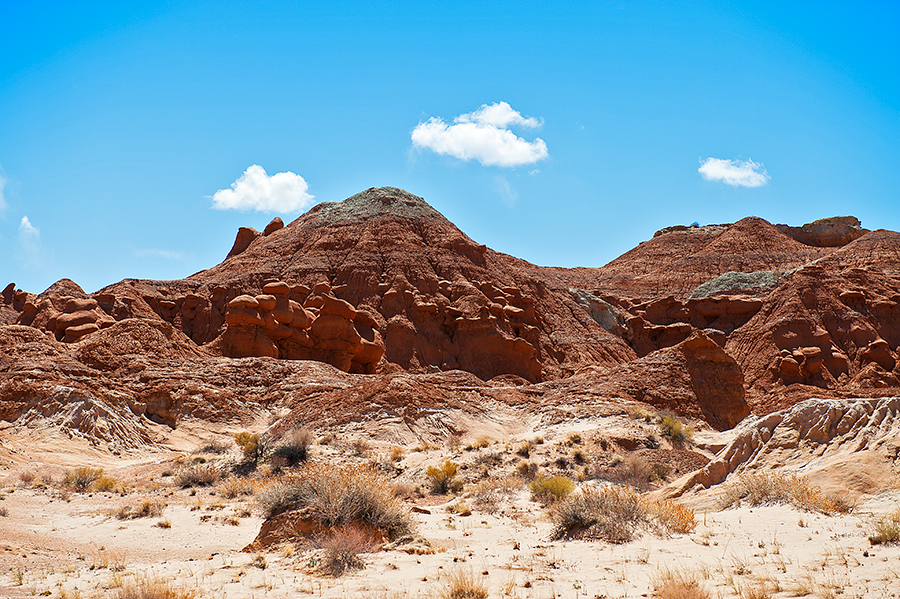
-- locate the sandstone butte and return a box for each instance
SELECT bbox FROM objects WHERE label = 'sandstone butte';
[1,186,898,450]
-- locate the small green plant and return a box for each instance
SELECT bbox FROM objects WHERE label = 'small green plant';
[64,467,104,492]
[529,475,576,503]
[869,508,900,545]
[426,460,463,495]
[658,415,693,443]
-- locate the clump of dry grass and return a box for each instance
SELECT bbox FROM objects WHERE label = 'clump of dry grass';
[718,472,849,515]
[468,476,524,513]
[257,462,414,540]
[426,460,463,494]
[116,498,166,520]
[440,568,488,599]
[116,577,200,599]
[658,414,694,444]
[316,524,374,576]
[552,485,696,543]
[64,466,104,492]
[529,475,575,503]
[174,463,220,488]
[653,568,710,599]
[217,476,255,499]
[270,428,313,467]
[869,507,900,545]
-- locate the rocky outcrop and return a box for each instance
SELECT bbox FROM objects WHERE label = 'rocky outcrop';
[207,280,385,373]
[775,216,868,247]
[668,397,900,498]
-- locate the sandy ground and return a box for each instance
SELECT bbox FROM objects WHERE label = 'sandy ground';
[1,454,899,599]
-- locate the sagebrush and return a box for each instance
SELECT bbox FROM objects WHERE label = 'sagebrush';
[257,462,414,540]
[552,485,695,543]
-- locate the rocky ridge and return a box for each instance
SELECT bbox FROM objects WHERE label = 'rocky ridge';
[1,186,899,452]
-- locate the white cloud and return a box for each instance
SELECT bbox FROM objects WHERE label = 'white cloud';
[135,248,186,260]
[698,157,770,188]
[411,102,549,167]
[18,216,39,242]
[211,165,314,213]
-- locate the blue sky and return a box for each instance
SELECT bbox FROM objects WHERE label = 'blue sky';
[1,1,898,294]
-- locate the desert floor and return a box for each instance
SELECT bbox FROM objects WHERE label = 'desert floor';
[1,421,899,599]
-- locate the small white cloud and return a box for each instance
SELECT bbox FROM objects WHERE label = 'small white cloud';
[135,248,186,261]
[18,216,39,241]
[211,165,314,213]
[411,102,549,167]
[698,157,770,188]
[16,215,44,268]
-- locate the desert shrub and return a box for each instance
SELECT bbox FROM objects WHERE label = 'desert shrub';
[718,472,847,515]
[647,498,696,534]
[650,463,672,482]
[552,485,696,543]
[116,577,199,599]
[567,432,583,445]
[0,506,8,517]
[256,462,414,540]
[234,431,265,464]
[469,476,523,513]
[174,463,220,488]
[869,508,900,545]
[390,446,405,462]
[64,467,104,492]
[441,568,488,599]
[515,442,531,457]
[658,415,693,444]
[271,428,313,467]
[516,460,538,479]
[529,476,576,503]
[426,460,463,495]
[628,406,657,422]
[317,524,374,575]
[94,476,117,492]
[196,440,230,454]
[653,568,710,599]
[217,476,255,499]
[18,471,36,486]
[116,498,166,520]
